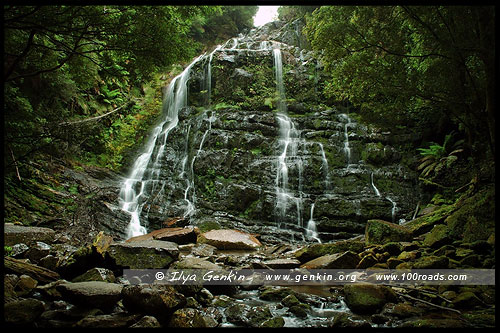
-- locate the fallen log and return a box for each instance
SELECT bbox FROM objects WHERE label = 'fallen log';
[4,256,60,283]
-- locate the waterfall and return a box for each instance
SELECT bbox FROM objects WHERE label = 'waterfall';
[317,142,331,190]
[306,203,321,243]
[273,48,304,228]
[118,54,204,238]
[370,172,381,197]
[386,196,397,223]
[340,113,352,166]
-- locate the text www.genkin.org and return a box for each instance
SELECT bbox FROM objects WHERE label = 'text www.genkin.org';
[123,269,495,286]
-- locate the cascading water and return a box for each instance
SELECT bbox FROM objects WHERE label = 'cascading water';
[340,113,353,166]
[118,54,205,238]
[273,48,305,228]
[370,172,381,197]
[306,203,321,243]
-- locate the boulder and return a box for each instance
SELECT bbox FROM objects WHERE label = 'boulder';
[169,308,211,328]
[106,240,179,269]
[365,219,412,245]
[129,316,161,328]
[423,224,451,248]
[72,267,116,283]
[343,284,397,314]
[56,281,123,310]
[4,224,55,246]
[197,229,262,250]
[75,313,140,328]
[294,240,365,263]
[121,284,186,319]
[300,251,360,269]
[4,298,45,326]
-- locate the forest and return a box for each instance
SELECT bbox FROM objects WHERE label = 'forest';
[3,5,496,329]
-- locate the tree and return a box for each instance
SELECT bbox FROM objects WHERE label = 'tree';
[3,5,221,171]
[304,6,495,160]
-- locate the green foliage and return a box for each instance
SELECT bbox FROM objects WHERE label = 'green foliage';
[304,6,495,160]
[417,132,464,179]
[3,5,245,173]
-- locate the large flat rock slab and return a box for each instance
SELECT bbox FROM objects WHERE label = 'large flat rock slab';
[56,281,123,310]
[126,227,198,245]
[197,229,262,250]
[107,240,179,269]
[4,224,55,246]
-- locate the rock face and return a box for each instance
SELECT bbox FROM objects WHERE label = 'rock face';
[198,229,262,250]
[113,18,421,243]
[4,224,56,246]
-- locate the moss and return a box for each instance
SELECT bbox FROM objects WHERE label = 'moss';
[294,240,365,263]
[445,185,495,242]
[405,204,456,236]
[197,221,221,233]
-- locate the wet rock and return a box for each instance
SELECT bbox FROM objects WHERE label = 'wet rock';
[4,298,46,327]
[259,286,295,301]
[300,251,360,269]
[56,281,123,310]
[288,303,311,318]
[25,241,52,263]
[169,308,209,328]
[106,240,179,269]
[224,303,249,325]
[343,284,397,314]
[4,224,56,246]
[330,312,371,328]
[365,219,412,245]
[261,316,285,327]
[198,229,262,250]
[246,305,274,327]
[10,243,29,258]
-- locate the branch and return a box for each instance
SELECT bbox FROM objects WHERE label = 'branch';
[58,102,129,126]
[395,291,461,314]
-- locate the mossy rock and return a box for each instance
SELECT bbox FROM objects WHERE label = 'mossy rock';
[405,204,456,236]
[294,240,365,263]
[412,255,449,269]
[365,219,412,245]
[423,224,451,248]
[445,185,495,242]
[343,284,397,314]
